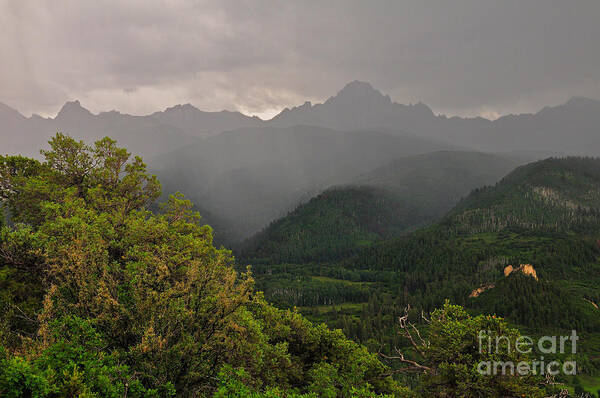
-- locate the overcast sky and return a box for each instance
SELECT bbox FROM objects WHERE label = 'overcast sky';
[2,0,599,120]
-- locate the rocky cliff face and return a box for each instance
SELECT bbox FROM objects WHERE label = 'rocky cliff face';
[470,264,538,299]
[504,264,538,280]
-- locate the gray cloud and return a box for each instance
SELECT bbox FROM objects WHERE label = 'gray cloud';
[2,0,599,118]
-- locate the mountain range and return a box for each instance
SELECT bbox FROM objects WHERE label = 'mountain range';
[272,81,600,154]
[2,81,599,242]
[0,100,262,158]
[2,81,599,158]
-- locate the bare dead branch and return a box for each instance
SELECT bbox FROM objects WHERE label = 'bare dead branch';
[421,309,431,324]
[379,348,432,373]
[410,322,428,348]
[397,305,427,357]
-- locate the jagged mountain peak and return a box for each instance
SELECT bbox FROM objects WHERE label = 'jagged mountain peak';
[326,80,392,105]
[55,100,93,120]
[162,103,200,114]
[270,80,435,131]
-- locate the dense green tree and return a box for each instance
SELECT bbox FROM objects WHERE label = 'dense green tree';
[0,134,402,397]
[0,316,164,397]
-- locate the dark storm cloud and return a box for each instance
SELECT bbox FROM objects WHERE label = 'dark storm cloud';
[1,0,599,118]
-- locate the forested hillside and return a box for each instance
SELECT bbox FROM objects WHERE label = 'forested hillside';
[246,157,600,391]
[449,157,600,233]
[242,151,517,263]
[242,186,426,264]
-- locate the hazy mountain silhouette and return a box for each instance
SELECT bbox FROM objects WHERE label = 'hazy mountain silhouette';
[2,81,599,158]
[270,81,600,155]
[149,103,262,138]
[270,81,436,134]
[0,100,261,158]
[351,150,519,217]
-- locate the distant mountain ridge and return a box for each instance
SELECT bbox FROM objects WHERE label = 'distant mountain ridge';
[149,103,263,137]
[352,150,518,213]
[2,81,599,159]
[270,81,600,155]
[0,100,261,158]
[241,186,424,263]
[270,80,436,133]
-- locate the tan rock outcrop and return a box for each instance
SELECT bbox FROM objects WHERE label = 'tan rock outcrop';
[503,264,538,281]
[469,283,495,298]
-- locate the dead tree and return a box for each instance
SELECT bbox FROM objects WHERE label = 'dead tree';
[379,304,433,374]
